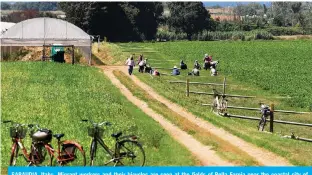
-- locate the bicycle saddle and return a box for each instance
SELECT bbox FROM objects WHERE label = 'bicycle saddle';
[53,133,65,139]
[111,132,122,138]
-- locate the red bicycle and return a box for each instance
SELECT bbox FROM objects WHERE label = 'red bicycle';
[4,120,86,166]
[3,120,33,166]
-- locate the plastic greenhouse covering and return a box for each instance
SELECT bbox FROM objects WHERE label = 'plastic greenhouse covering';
[1,18,92,63]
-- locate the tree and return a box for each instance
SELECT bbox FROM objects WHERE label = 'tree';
[263,4,268,14]
[290,2,302,26]
[124,2,164,40]
[11,2,58,11]
[1,10,39,23]
[59,2,163,41]
[272,2,292,26]
[1,2,11,10]
[167,2,212,40]
[39,12,57,18]
[234,2,263,16]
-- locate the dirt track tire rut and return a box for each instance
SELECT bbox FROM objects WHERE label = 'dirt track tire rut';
[101,67,233,166]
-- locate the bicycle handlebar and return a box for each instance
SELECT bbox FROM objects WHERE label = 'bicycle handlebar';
[2,120,12,123]
[3,121,44,132]
[81,119,111,127]
[2,120,27,127]
[28,124,41,130]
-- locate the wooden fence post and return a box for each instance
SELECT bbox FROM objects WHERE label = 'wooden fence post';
[42,45,45,61]
[223,77,226,95]
[186,79,189,97]
[270,103,274,133]
[97,36,100,53]
[72,45,75,65]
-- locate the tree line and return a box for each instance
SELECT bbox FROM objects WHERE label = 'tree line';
[58,2,212,41]
[2,2,312,42]
[1,2,58,11]
[231,2,312,30]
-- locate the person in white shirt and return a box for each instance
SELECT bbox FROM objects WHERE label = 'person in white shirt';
[125,55,135,75]
[138,59,145,73]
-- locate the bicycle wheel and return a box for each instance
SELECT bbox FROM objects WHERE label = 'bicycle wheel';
[258,116,266,131]
[211,99,218,112]
[221,100,228,115]
[90,140,97,166]
[56,144,86,166]
[10,142,19,166]
[31,143,52,166]
[116,140,145,166]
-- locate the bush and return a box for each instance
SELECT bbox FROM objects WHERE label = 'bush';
[266,27,304,36]
[1,49,29,61]
[232,32,245,41]
[253,31,274,40]
[156,30,188,41]
[74,49,83,63]
[156,29,275,42]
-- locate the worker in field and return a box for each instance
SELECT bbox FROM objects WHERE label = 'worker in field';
[137,54,143,65]
[203,53,212,70]
[180,60,187,70]
[138,54,145,73]
[210,60,219,76]
[138,60,145,73]
[144,63,152,73]
[192,68,200,76]
[188,68,200,76]
[172,66,180,76]
[152,69,160,76]
[194,60,201,70]
[125,55,135,75]
[144,58,148,65]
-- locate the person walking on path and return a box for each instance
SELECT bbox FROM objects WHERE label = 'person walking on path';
[125,55,135,75]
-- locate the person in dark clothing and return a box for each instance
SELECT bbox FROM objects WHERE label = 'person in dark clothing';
[180,60,187,70]
[145,64,152,73]
[194,60,201,70]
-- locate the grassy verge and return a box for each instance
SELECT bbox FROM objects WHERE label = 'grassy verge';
[1,62,199,169]
[92,42,127,65]
[116,42,312,165]
[113,70,260,165]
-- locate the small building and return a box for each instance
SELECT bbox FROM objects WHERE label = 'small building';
[1,18,92,64]
[207,7,240,21]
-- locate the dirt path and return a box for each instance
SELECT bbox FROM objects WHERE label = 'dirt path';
[101,66,292,166]
[101,67,233,166]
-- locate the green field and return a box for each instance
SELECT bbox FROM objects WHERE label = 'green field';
[117,40,312,165]
[120,40,312,108]
[113,70,260,165]
[1,62,198,169]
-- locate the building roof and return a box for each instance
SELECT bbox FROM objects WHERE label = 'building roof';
[1,22,16,35]
[1,17,91,46]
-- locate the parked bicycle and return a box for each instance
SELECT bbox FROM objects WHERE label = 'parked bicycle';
[258,104,271,131]
[81,119,145,166]
[3,120,86,166]
[3,120,34,166]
